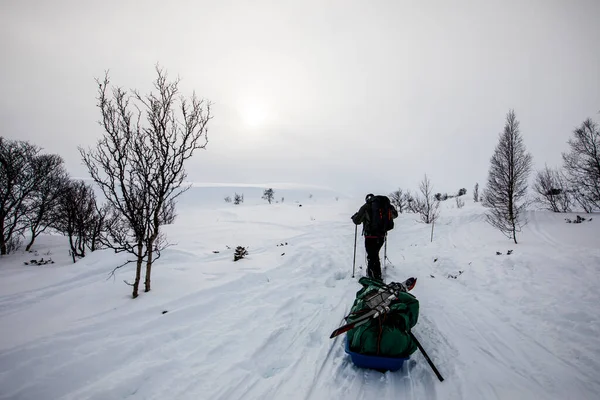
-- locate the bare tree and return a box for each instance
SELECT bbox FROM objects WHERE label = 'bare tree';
[403,191,418,213]
[417,174,440,224]
[533,165,571,212]
[53,180,102,263]
[473,183,480,202]
[89,204,108,252]
[455,196,465,209]
[389,188,406,213]
[262,188,275,204]
[0,138,43,254]
[80,66,212,298]
[562,118,600,212]
[25,154,70,251]
[484,110,533,244]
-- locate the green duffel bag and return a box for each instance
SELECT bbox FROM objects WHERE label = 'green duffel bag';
[347,277,419,358]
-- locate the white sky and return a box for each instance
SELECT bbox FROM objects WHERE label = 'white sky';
[1,0,599,196]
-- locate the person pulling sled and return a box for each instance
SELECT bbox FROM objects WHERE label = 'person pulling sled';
[351,194,398,281]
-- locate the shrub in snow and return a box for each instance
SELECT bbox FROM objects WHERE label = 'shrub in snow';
[447,270,463,279]
[435,193,449,201]
[456,197,465,209]
[233,246,248,261]
[224,196,232,203]
[234,193,244,205]
[24,258,54,266]
[565,215,590,224]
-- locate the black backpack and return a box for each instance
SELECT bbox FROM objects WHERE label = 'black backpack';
[368,195,394,235]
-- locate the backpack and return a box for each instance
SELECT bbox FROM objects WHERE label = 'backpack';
[368,195,394,235]
[347,277,419,358]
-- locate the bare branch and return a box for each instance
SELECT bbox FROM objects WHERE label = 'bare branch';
[108,259,135,281]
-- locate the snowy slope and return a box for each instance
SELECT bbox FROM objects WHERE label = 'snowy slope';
[0,191,599,400]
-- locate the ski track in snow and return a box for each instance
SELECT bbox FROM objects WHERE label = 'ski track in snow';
[1,196,599,400]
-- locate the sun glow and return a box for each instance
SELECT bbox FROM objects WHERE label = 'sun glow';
[240,101,269,128]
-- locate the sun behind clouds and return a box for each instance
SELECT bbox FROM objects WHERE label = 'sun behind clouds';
[239,100,269,128]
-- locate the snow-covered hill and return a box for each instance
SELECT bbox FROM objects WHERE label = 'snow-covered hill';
[1,191,599,400]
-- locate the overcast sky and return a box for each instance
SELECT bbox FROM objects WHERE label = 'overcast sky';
[2,0,599,196]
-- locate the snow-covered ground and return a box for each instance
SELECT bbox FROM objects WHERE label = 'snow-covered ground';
[1,187,599,400]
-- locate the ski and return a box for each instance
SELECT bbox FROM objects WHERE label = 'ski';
[329,277,416,339]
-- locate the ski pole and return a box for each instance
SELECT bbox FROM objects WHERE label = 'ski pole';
[383,234,387,268]
[409,331,444,382]
[352,225,357,278]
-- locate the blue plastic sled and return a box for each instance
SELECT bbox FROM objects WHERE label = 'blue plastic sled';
[345,337,410,372]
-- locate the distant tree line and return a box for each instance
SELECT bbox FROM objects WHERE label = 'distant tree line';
[0,137,105,261]
[389,179,471,224]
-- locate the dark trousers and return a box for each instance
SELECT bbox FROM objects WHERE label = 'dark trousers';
[365,237,385,280]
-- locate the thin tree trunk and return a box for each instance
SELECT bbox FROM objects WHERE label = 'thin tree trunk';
[0,217,6,255]
[430,220,435,243]
[68,233,76,263]
[25,231,36,252]
[132,242,143,298]
[77,232,86,258]
[145,207,161,293]
[144,241,153,293]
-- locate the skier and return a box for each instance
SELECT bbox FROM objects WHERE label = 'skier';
[351,194,398,281]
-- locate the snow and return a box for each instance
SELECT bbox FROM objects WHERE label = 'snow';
[1,187,599,400]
